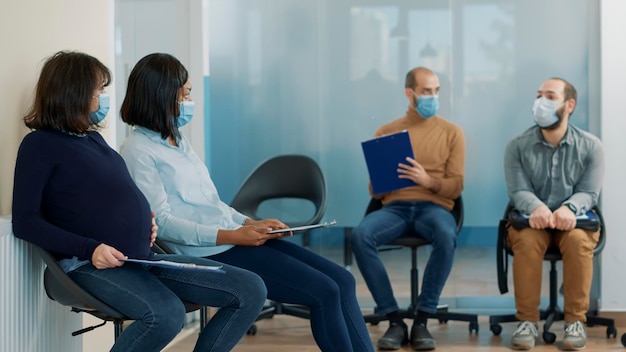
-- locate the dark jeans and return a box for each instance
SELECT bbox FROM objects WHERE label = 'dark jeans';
[210,239,375,352]
[69,254,266,352]
[351,201,457,315]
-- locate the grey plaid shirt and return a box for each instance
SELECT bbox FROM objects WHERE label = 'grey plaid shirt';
[504,124,604,216]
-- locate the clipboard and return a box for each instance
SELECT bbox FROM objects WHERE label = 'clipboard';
[269,220,337,234]
[508,209,600,232]
[361,130,416,195]
[119,258,225,273]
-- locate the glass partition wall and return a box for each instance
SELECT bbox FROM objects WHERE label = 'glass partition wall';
[116,0,600,311]
[205,0,600,311]
[207,0,599,242]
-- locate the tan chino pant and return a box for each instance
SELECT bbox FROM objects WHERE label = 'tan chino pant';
[507,226,600,322]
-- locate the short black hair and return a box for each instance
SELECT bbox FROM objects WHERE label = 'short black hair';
[24,51,111,133]
[120,53,188,140]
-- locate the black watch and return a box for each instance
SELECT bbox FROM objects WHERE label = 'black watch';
[566,203,577,214]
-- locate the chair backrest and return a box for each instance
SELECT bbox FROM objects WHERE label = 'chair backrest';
[496,203,607,294]
[35,246,127,321]
[364,195,464,234]
[230,154,327,227]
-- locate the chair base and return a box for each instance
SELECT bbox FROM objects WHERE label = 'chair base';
[248,302,311,335]
[489,308,617,343]
[490,261,617,342]
[364,304,479,334]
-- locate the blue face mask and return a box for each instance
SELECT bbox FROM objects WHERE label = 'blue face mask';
[176,101,195,127]
[91,93,110,124]
[415,94,439,119]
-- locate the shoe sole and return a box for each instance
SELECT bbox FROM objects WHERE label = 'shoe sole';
[377,338,409,350]
[561,341,586,351]
[511,342,534,350]
[412,342,436,351]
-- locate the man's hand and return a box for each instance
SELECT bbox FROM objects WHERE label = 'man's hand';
[553,206,577,231]
[150,211,158,247]
[92,244,126,269]
[397,157,439,191]
[528,205,554,229]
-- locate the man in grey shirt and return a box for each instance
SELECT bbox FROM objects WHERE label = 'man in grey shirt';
[503,77,604,351]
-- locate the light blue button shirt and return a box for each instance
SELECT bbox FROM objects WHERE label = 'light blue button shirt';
[120,126,247,257]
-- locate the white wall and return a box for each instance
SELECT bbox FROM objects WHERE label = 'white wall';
[600,0,626,311]
[0,0,117,214]
[0,0,118,349]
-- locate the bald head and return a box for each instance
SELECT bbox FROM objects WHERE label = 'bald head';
[404,67,440,103]
[405,67,437,90]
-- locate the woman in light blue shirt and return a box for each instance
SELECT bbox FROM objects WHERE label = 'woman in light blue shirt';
[119,53,374,352]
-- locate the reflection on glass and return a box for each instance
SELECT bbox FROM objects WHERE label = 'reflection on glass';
[207,0,596,235]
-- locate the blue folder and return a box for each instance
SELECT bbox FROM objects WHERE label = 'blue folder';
[361,130,416,195]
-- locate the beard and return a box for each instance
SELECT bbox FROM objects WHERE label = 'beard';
[540,106,567,131]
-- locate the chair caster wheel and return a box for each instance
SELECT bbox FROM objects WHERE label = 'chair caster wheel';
[621,332,626,347]
[607,326,617,338]
[542,331,556,344]
[469,321,479,334]
[490,324,502,336]
[438,319,447,324]
[246,324,257,335]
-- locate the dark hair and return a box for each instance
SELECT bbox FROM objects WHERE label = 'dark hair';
[550,77,577,115]
[24,51,111,133]
[120,53,188,140]
[404,67,434,90]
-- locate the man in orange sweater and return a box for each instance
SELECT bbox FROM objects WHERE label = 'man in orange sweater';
[351,67,465,351]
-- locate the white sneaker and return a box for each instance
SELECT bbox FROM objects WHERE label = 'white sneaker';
[511,321,539,350]
[562,321,586,351]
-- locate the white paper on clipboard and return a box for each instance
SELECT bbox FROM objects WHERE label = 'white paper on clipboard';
[119,258,225,273]
[269,220,337,234]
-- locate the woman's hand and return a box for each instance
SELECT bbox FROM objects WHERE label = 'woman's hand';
[92,244,126,269]
[218,226,282,246]
[245,218,291,235]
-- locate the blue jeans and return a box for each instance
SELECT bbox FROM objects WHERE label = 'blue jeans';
[351,201,457,315]
[210,239,375,352]
[68,254,266,352]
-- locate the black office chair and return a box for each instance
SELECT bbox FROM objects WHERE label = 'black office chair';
[489,204,617,343]
[345,196,480,333]
[231,154,327,247]
[230,154,327,334]
[36,246,206,341]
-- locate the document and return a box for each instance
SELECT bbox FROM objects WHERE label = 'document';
[119,258,225,273]
[510,210,599,232]
[517,211,595,220]
[269,220,337,234]
[361,130,416,195]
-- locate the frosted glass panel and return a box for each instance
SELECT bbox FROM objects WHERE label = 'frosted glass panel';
[207,0,598,237]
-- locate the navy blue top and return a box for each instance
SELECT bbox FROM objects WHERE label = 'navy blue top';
[12,130,153,261]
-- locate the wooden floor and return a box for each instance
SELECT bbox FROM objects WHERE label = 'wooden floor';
[163,247,626,351]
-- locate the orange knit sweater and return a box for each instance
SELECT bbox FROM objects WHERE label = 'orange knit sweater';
[371,107,465,210]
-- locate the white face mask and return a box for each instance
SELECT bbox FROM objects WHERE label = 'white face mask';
[532,97,561,128]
